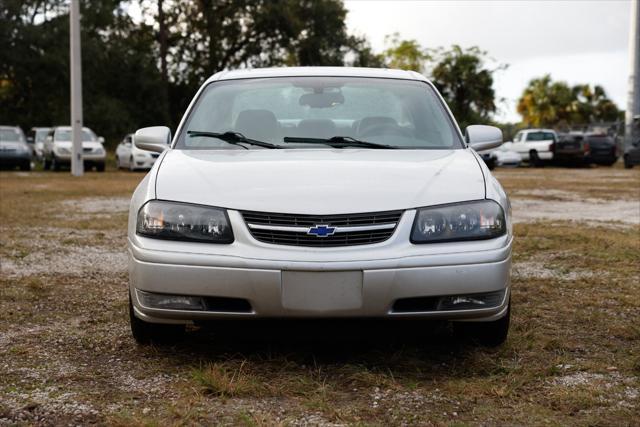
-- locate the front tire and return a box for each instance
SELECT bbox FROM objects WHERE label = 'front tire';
[96,162,105,172]
[129,295,185,345]
[43,156,51,170]
[453,300,510,347]
[20,160,31,171]
[529,150,541,167]
[51,156,61,171]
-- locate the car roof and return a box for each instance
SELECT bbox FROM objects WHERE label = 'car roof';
[521,128,556,133]
[206,67,429,84]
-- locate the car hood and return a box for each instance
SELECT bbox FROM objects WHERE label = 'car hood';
[0,142,28,150]
[55,140,103,149]
[155,149,485,214]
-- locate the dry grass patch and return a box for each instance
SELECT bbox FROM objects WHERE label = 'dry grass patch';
[1,168,638,425]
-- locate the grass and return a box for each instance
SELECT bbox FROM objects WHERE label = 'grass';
[0,165,638,425]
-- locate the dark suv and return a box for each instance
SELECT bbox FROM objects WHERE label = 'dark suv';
[584,133,618,166]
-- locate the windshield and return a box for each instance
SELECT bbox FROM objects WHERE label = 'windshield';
[55,129,96,142]
[35,129,50,143]
[0,128,23,143]
[176,77,462,149]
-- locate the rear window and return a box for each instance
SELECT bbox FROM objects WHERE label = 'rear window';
[526,132,555,141]
[586,135,613,144]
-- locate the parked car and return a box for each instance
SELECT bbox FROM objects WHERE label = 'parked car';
[476,145,521,169]
[503,129,557,166]
[115,133,161,170]
[0,126,31,171]
[127,67,513,347]
[493,145,522,167]
[623,116,640,169]
[554,133,590,165]
[28,127,51,162]
[43,126,106,171]
[624,140,640,168]
[584,133,618,166]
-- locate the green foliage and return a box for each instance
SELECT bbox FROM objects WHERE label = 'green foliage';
[0,0,370,143]
[382,33,429,72]
[517,74,620,128]
[379,37,501,129]
[430,46,502,129]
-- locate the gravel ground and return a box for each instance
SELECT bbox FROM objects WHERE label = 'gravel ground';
[1,166,639,426]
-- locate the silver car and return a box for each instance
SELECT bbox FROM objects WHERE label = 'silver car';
[127,67,513,346]
[0,126,31,171]
[43,126,106,171]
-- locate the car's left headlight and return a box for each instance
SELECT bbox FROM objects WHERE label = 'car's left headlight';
[411,200,506,244]
[136,200,234,243]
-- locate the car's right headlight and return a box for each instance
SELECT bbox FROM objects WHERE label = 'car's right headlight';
[136,200,234,243]
[410,200,506,244]
[55,146,71,155]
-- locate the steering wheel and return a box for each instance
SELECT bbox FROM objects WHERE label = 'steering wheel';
[358,123,413,139]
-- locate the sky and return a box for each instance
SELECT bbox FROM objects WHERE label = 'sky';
[344,0,633,123]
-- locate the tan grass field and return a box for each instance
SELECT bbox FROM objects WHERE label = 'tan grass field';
[0,166,639,426]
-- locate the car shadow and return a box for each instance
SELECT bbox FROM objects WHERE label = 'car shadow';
[145,319,488,371]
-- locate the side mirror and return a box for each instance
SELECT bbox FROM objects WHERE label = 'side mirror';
[98,136,105,144]
[465,125,503,151]
[134,126,171,153]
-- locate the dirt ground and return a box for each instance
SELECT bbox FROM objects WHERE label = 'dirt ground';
[0,165,639,426]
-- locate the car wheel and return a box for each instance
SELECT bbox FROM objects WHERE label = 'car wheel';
[529,150,541,167]
[129,295,185,345]
[96,162,105,172]
[43,157,51,170]
[453,299,510,347]
[20,160,31,171]
[51,156,61,171]
[624,156,633,169]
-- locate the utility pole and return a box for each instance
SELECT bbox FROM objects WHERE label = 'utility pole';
[70,0,84,176]
[626,0,639,148]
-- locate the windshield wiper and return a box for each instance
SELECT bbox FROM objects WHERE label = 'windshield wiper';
[283,136,397,149]
[187,131,281,149]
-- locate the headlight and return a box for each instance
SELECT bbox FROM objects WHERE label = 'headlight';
[410,200,506,243]
[95,147,104,155]
[56,146,71,155]
[136,200,234,243]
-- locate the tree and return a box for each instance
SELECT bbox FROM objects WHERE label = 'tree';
[382,33,429,72]
[430,46,502,129]
[378,36,502,128]
[517,75,620,127]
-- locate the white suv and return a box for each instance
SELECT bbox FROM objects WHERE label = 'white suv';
[43,126,106,171]
[504,129,557,166]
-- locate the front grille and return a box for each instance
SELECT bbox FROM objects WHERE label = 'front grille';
[241,210,403,247]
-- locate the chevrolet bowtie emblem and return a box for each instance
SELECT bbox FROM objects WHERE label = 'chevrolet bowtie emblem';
[307,224,337,237]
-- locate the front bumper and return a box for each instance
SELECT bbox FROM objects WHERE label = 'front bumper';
[54,152,106,163]
[131,156,157,170]
[129,210,512,324]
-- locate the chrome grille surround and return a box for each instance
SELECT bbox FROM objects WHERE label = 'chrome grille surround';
[241,210,403,247]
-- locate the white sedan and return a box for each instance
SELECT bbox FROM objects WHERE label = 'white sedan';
[127,67,513,347]
[115,133,160,171]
